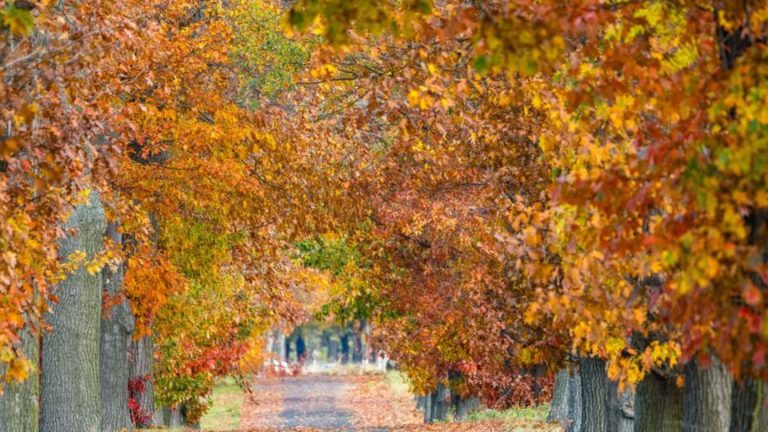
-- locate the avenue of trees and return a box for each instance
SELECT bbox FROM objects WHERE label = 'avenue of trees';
[1,1,768,431]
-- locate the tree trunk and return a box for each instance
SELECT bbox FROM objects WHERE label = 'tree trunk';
[416,395,425,411]
[683,356,732,432]
[580,357,608,432]
[548,369,570,423]
[41,192,106,432]
[565,367,583,432]
[0,327,39,432]
[100,221,134,431]
[329,339,339,362]
[167,406,183,427]
[340,333,350,364]
[274,328,286,363]
[431,382,450,421]
[352,320,363,363]
[607,378,634,432]
[634,371,683,432]
[423,391,433,423]
[730,378,768,432]
[129,335,156,425]
[453,396,480,420]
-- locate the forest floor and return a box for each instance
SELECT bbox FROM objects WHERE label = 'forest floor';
[234,371,560,432]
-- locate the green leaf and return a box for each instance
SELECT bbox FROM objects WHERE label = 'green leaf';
[2,5,35,37]
[473,55,489,74]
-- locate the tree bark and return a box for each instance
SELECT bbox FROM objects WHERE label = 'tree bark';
[565,367,583,432]
[683,356,732,432]
[100,221,134,431]
[634,371,683,432]
[0,327,39,432]
[580,357,608,432]
[607,378,634,432]
[548,369,570,423]
[730,378,768,432]
[129,335,156,425]
[41,192,106,432]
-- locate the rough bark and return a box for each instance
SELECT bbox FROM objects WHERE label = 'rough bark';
[0,327,39,432]
[41,192,106,432]
[548,369,570,423]
[729,378,768,432]
[565,367,583,432]
[580,357,608,432]
[129,336,156,425]
[100,221,134,431]
[683,357,732,432]
[634,371,683,432]
[607,378,634,432]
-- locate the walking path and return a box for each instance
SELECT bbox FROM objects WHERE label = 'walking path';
[241,375,355,429]
[238,371,551,431]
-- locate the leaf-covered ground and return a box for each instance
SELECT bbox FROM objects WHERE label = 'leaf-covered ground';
[235,372,560,431]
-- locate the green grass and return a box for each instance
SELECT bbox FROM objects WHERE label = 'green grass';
[384,370,413,397]
[465,403,550,421]
[465,404,557,432]
[199,377,245,431]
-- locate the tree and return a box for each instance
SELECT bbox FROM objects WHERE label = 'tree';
[287,0,768,427]
[41,191,106,432]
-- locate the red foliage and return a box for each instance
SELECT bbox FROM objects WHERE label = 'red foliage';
[128,375,153,427]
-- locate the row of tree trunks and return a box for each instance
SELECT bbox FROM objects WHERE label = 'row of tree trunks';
[417,380,480,423]
[419,382,451,423]
[549,357,768,432]
[0,194,162,432]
